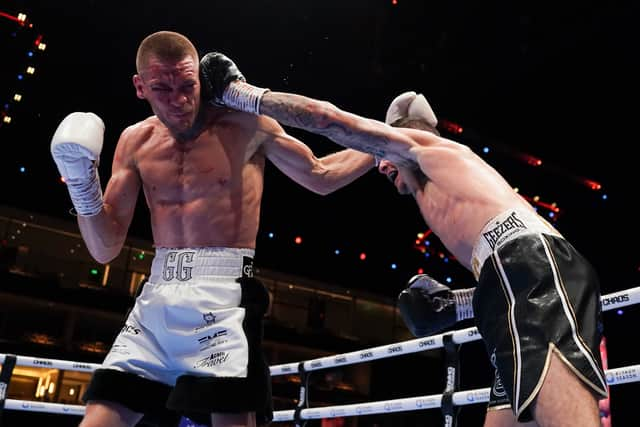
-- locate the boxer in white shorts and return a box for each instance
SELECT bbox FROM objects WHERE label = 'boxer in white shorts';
[84,247,271,425]
[50,31,374,427]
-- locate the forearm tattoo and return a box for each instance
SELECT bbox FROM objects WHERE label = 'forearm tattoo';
[261,93,414,167]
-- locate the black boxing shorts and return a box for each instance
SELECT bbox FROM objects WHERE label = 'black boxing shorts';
[470,210,608,422]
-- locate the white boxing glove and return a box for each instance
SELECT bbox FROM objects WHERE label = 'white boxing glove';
[51,112,105,216]
[385,91,438,128]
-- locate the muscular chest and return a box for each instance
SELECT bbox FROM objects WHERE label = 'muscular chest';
[137,129,254,199]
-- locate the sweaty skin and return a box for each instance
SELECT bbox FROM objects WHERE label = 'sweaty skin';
[383,129,536,271]
[257,93,537,271]
[77,56,374,264]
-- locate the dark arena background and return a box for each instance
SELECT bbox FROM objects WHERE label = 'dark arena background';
[1,1,639,426]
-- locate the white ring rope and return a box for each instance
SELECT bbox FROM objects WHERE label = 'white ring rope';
[3,364,640,419]
[275,364,640,422]
[270,285,640,375]
[1,286,639,420]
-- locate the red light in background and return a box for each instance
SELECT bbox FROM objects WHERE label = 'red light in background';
[294,236,302,244]
[440,119,463,134]
[0,11,23,24]
[359,253,366,261]
[518,153,542,167]
[583,179,602,191]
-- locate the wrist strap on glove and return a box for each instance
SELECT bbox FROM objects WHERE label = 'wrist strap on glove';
[66,168,103,216]
[222,81,269,114]
[453,288,474,322]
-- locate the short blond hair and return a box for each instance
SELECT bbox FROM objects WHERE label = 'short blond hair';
[135,31,198,73]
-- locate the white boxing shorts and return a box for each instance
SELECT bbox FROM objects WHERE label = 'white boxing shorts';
[83,247,273,425]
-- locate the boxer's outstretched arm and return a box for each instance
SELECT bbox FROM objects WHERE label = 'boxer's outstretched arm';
[199,51,421,169]
[259,92,419,169]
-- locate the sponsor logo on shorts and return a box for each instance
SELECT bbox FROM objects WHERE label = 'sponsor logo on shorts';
[197,329,229,350]
[482,211,527,250]
[110,344,131,355]
[121,324,141,335]
[194,312,217,332]
[32,359,52,366]
[492,369,507,398]
[194,351,230,369]
[162,251,195,281]
[242,256,254,278]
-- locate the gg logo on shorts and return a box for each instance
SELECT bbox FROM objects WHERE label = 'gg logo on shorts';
[162,251,195,281]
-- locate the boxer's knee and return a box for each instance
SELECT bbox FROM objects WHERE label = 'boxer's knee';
[80,400,143,427]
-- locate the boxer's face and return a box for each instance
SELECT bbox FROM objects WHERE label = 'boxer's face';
[378,160,412,195]
[133,54,201,136]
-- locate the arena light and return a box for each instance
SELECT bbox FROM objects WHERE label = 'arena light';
[440,119,464,134]
[0,12,46,128]
[583,179,602,191]
[519,153,542,167]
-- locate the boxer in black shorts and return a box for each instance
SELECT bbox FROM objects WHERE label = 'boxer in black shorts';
[198,56,610,425]
[472,210,607,422]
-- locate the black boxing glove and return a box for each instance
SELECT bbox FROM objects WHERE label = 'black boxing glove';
[398,274,475,337]
[199,51,268,114]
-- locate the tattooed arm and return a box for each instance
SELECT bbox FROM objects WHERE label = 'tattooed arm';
[259,92,419,169]
[200,51,421,168]
[258,114,375,195]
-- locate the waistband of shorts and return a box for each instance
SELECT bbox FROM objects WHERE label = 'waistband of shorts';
[470,209,561,280]
[149,247,255,283]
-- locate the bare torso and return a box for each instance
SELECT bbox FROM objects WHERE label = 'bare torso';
[126,110,266,249]
[406,133,538,271]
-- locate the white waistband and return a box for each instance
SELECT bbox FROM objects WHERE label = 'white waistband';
[149,247,255,283]
[470,210,561,281]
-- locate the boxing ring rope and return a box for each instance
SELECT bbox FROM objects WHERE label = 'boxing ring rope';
[1,286,639,423]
